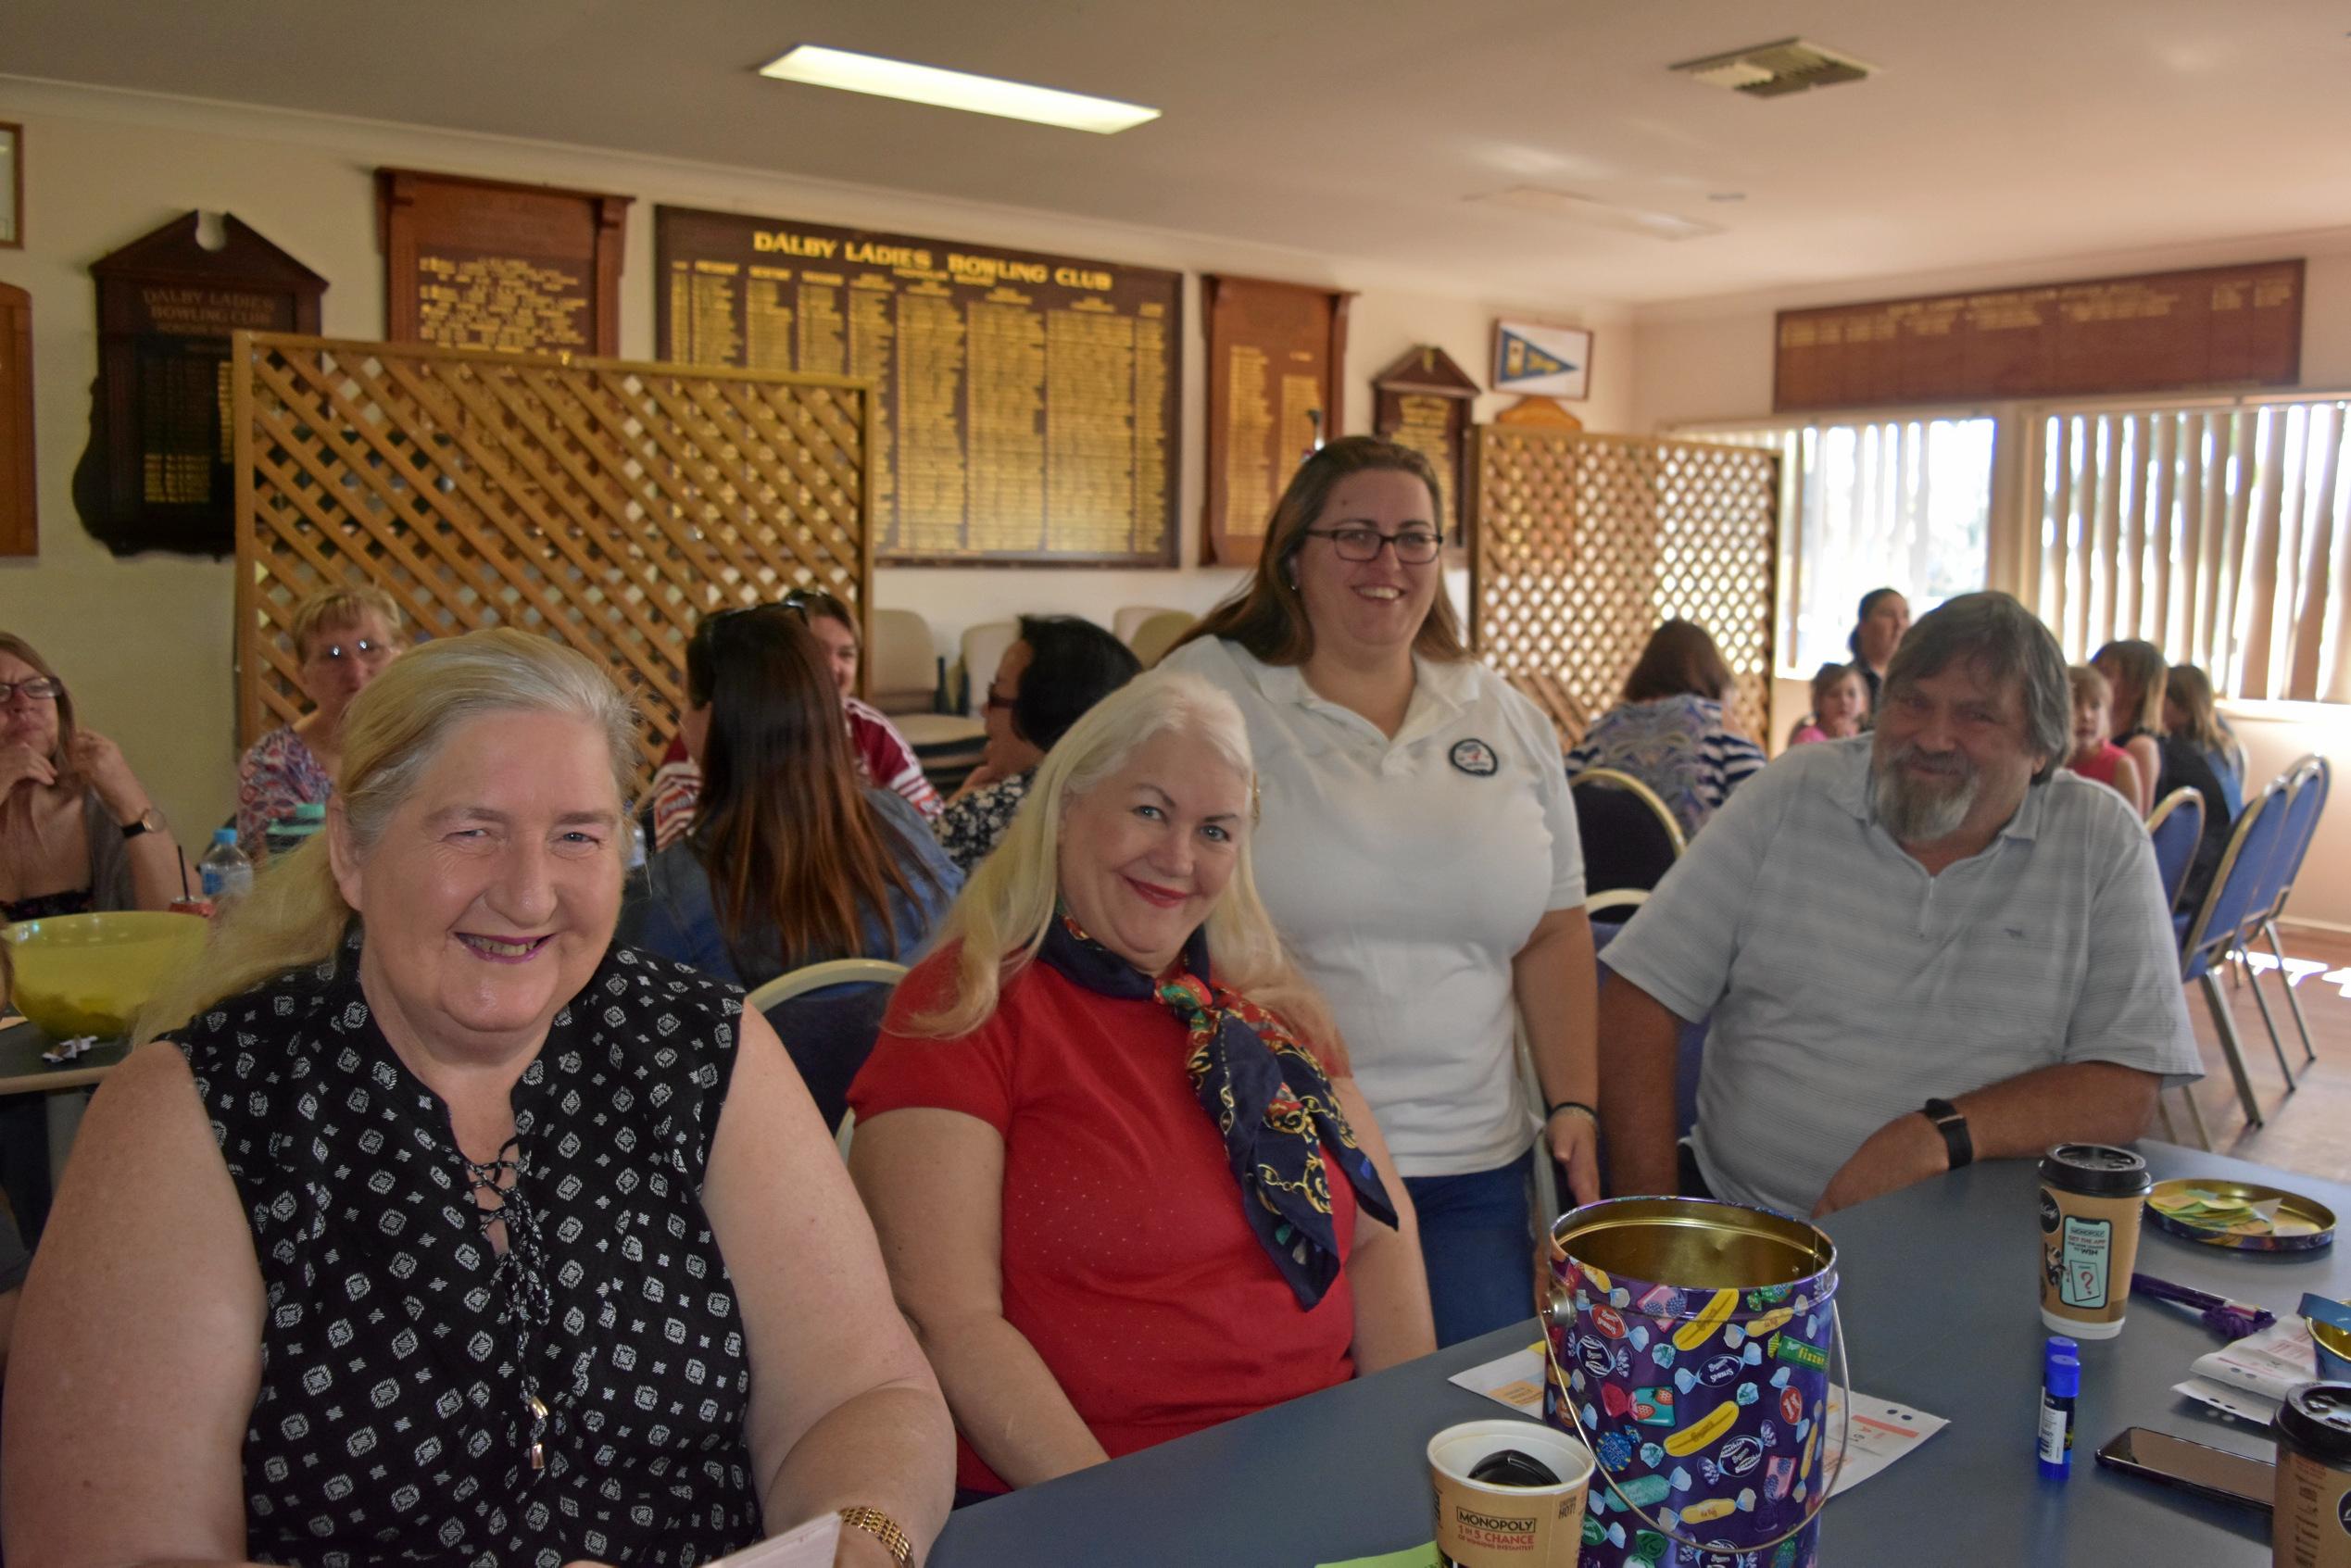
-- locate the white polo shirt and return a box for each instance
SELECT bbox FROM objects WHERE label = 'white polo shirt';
[1600,736,2202,1218]
[1162,636,1587,1176]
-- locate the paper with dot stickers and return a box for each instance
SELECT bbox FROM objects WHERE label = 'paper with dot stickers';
[1542,1199,1843,1568]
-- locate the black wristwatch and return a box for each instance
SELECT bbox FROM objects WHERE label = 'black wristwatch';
[1921,1098,1973,1171]
[119,806,166,841]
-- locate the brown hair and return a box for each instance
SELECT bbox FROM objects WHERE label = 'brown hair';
[0,631,80,784]
[2165,663,2230,754]
[1172,435,1467,666]
[290,584,406,662]
[686,607,939,971]
[1622,620,1735,704]
[1809,661,1863,707]
[788,589,858,640]
[2091,639,2168,736]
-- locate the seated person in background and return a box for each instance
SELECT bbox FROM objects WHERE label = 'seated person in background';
[622,605,961,991]
[646,589,940,852]
[4,629,952,1566]
[849,672,1433,1497]
[2164,663,2246,821]
[2060,664,2144,809]
[1,632,187,921]
[1598,593,2199,1220]
[2094,637,2232,902]
[1565,618,1766,836]
[1848,586,1911,718]
[1786,661,1868,747]
[934,614,1140,872]
[236,585,406,858]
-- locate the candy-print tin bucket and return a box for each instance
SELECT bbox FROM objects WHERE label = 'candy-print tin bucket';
[1542,1198,1849,1568]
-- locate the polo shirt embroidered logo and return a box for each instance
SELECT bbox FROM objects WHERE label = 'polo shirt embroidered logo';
[1449,738,1499,776]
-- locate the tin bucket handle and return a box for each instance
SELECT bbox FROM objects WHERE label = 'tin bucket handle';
[1540,1279,1852,1558]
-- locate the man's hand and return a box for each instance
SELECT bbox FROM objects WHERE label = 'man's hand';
[0,741,55,796]
[1813,1111,1949,1219]
[1545,1108,1601,1209]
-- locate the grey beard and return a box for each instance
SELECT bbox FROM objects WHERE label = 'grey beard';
[1872,756,1976,843]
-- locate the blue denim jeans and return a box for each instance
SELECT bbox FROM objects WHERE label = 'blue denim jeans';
[1402,1150,1537,1348]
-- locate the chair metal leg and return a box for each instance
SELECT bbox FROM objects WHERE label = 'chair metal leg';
[2175,1083,2213,1151]
[2238,949,2299,1091]
[2199,972,2265,1128]
[2264,921,2320,1069]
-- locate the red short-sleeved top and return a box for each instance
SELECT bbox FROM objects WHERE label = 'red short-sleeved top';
[849,947,1361,1494]
[2067,740,2127,787]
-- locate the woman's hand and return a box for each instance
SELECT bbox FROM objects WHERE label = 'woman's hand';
[0,739,55,796]
[1546,1106,1601,1209]
[947,759,1001,803]
[69,729,150,820]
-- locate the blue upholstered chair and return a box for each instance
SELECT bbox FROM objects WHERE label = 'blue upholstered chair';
[2175,782,2294,1129]
[2144,787,2205,912]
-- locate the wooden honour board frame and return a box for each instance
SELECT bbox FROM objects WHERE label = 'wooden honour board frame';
[80,211,325,558]
[1775,258,2304,411]
[1370,344,1477,557]
[0,282,31,556]
[378,168,631,359]
[1202,274,1352,566]
[653,205,1180,570]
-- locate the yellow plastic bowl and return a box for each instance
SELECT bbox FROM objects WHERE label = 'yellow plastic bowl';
[2,911,208,1039]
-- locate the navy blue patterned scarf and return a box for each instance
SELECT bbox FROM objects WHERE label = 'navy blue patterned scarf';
[1037,911,1397,1309]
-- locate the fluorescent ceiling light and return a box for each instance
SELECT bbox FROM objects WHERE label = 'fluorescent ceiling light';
[1471,186,1722,242]
[758,44,1160,134]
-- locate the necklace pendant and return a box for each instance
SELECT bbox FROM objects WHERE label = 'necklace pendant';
[526,1392,548,1471]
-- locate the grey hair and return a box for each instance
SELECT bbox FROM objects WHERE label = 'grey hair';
[1881,592,2071,780]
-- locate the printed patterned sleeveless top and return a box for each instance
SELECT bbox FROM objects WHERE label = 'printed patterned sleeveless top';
[177,929,761,1566]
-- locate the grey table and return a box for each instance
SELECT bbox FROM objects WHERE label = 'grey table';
[0,1018,129,1244]
[930,1142,2346,1566]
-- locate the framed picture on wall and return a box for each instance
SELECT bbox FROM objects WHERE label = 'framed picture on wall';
[1492,319,1591,399]
[0,124,21,249]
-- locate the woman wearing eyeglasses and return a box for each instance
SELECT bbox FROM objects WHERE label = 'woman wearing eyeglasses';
[1,632,187,921]
[234,586,407,858]
[1160,436,1599,1348]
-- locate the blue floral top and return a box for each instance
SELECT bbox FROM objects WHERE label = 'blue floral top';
[1565,695,1767,837]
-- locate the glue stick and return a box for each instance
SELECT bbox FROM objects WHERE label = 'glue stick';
[2037,1335,2081,1478]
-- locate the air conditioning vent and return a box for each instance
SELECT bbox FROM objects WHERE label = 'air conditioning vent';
[1670,38,1874,98]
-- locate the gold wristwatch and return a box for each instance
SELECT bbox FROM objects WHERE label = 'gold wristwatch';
[837,1505,914,1566]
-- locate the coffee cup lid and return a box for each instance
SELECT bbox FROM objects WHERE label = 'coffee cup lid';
[2038,1143,2151,1196]
[2278,1382,2351,1461]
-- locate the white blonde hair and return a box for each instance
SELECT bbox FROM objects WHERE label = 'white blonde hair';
[138,629,637,1041]
[905,671,1342,1065]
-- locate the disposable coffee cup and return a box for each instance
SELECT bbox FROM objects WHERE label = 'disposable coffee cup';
[1427,1418,1594,1568]
[2273,1382,2351,1568]
[2038,1143,2151,1339]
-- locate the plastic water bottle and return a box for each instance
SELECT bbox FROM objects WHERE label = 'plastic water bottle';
[198,828,255,901]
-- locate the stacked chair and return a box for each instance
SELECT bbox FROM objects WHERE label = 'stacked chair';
[2170,755,2331,1142]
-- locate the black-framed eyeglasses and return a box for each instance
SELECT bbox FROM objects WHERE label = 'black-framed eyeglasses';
[0,677,63,703]
[1300,526,1443,564]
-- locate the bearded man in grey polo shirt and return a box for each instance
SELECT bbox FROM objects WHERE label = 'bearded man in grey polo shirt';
[1597,592,2200,1220]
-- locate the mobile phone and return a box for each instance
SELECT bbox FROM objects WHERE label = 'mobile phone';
[2094,1426,2273,1512]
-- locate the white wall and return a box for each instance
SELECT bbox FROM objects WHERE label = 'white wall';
[1639,234,2351,929]
[0,80,1630,843]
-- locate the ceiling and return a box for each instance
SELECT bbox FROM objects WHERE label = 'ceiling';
[10,0,2351,308]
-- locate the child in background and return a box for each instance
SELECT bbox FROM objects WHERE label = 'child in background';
[2064,665,2144,810]
[2163,663,2246,820]
[1787,662,1868,746]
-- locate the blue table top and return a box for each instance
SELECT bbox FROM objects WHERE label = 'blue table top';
[930,1141,2347,1567]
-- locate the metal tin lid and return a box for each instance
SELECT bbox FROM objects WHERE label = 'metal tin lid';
[2038,1143,2151,1197]
[2278,1382,2351,1461]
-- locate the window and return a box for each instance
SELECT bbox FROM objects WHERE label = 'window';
[1679,416,1994,673]
[2030,397,2351,703]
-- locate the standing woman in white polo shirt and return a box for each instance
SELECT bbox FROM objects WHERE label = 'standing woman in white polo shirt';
[1161,436,1598,1348]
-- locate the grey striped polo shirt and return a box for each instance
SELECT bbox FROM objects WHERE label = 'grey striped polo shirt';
[1602,735,2200,1218]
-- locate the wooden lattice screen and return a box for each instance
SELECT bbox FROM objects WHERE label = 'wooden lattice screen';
[232,332,874,785]
[1469,426,1779,746]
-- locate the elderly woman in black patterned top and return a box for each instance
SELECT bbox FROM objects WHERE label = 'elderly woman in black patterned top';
[3,630,950,1568]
